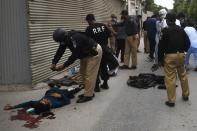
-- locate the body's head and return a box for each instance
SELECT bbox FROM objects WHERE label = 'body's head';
[86,14,96,25]
[33,102,51,115]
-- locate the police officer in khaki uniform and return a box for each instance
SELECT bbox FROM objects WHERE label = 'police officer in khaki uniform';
[158,13,190,107]
[51,28,102,103]
[119,10,139,70]
[85,14,112,91]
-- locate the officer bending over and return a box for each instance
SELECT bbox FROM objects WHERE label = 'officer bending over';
[51,29,102,103]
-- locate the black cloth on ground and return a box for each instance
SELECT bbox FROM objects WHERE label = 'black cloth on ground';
[127,73,165,89]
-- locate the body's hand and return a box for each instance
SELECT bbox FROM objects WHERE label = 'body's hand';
[4,104,14,110]
[56,64,65,71]
[50,64,56,71]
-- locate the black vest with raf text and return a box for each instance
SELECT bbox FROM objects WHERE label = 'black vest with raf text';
[86,23,111,46]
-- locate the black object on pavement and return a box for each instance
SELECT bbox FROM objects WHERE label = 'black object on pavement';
[127,73,165,89]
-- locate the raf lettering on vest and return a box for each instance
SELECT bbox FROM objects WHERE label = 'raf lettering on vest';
[93,26,105,34]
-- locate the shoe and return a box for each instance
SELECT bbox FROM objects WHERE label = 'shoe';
[100,83,109,89]
[194,67,197,72]
[165,101,175,107]
[182,96,189,101]
[185,66,189,71]
[94,87,100,92]
[78,94,95,98]
[119,65,130,69]
[151,64,159,72]
[145,57,154,62]
[130,66,137,70]
[76,96,93,103]
[108,65,119,75]
[109,72,117,77]
[157,85,166,89]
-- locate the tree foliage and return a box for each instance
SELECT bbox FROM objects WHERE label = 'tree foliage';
[144,0,168,14]
[173,0,197,21]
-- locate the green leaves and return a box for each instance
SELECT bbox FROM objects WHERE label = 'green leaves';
[173,0,197,20]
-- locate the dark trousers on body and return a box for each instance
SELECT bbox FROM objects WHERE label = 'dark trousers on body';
[116,39,125,62]
[148,36,156,59]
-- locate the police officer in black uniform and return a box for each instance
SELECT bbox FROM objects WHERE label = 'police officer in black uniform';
[85,14,112,92]
[51,28,102,103]
[158,13,190,107]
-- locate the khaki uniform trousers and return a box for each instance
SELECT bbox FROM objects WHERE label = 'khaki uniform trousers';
[109,36,116,53]
[80,44,102,97]
[143,31,150,53]
[137,32,141,49]
[124,34,138,67]
[164,53,189,103]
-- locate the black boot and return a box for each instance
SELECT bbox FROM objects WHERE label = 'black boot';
[100,81,109,89]
[77,96,93,103]
[94,84,100,92]
[165,101,175,107]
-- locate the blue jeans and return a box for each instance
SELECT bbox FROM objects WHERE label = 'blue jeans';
[185,47,197,67]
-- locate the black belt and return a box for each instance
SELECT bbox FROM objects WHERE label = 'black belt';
[166,51,184,54]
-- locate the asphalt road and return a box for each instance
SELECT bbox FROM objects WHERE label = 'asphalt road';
[0,46,197,131]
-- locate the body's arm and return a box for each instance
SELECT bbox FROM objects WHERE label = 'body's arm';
[4,101,38,110]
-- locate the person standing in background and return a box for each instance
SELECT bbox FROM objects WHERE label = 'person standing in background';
[119,10,138,70]
[142,17,150,53]
[107,14,118,53]
[184,20,197,71]
[116,16,126,63]
[146,15,157,62]
[136,15,142,52]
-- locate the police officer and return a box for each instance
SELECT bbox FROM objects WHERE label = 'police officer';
[107,14,118,53]
[51,28,102,103]
[85,14,113,91]
[158,13,190,107]
[119,10,139,69]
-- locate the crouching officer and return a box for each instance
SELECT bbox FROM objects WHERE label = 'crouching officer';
[158,13,190,107]
[51,28,102,103]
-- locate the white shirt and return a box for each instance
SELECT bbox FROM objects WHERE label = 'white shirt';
[184,26,197,48]
[175,19,181,27]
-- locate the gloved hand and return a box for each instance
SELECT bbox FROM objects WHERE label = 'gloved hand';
[56,64,65,71]
[50,64,56,71]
